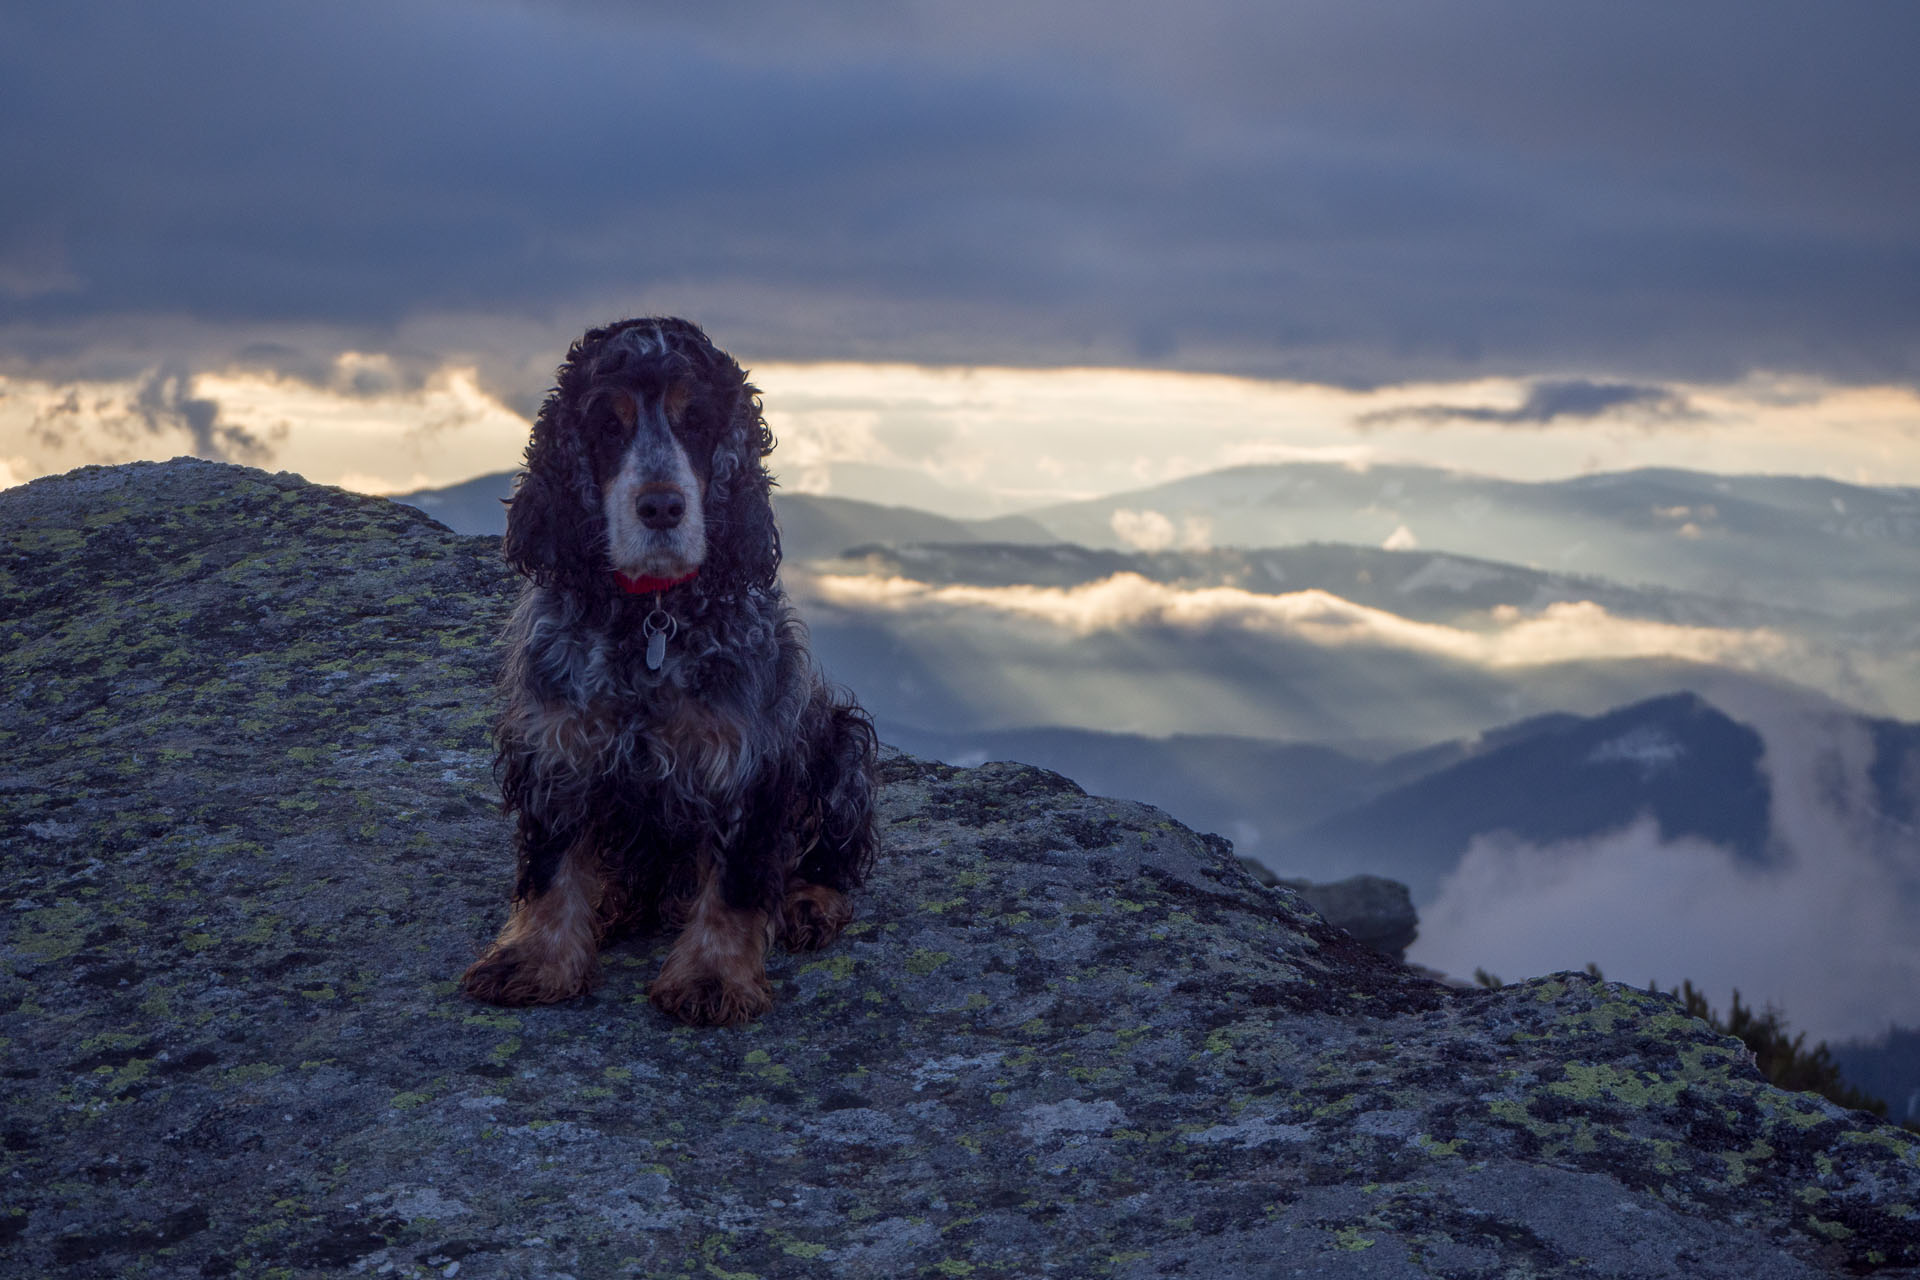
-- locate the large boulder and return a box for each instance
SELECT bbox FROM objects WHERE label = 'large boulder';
[1256,868,1421,962]
[3,460,1917,1279]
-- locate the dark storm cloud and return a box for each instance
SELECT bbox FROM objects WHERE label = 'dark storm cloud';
[3,0,1917,391]
[1360,380,1697,429]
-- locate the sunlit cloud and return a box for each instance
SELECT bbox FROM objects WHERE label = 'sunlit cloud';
[1109,509,1213,552]
[810,572,1793,671]
[6,369,277,471]
[1110,508,1175,551]
[7,357,1918,505]
[1,363,530,494]
[750,363,1920,515]
[1219,441,1382,469]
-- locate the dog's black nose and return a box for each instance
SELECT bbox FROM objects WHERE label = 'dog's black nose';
[637,488,686,530]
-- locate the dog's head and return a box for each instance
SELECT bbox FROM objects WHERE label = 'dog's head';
[505,318,779,596]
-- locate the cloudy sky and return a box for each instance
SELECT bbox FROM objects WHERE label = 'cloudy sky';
[3,0,1917,497]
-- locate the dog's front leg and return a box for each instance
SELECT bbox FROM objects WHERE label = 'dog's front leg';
[648,855,773,1027]
[463,837,610,1005]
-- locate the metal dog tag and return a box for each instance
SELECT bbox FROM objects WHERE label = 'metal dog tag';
[643,609,676,671]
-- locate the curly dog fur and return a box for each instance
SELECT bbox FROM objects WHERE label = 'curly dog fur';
[461,317,877,1025]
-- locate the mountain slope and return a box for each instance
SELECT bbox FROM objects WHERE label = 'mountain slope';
[1275,692,1774,899]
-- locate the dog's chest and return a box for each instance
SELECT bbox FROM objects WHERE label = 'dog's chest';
[640,689,753,793]
[518,686,750,796]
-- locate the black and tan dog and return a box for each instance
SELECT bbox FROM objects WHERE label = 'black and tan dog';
[462,318,876,1026]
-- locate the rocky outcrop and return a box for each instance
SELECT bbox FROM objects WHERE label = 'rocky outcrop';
[1247,865,1421,962]
[3,460,1918,1279]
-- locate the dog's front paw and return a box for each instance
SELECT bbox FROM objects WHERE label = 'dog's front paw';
[649,961,773,1027]
[461,944,597,1006]
[779,882,853,952]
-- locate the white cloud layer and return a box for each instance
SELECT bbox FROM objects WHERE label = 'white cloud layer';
[810,572,1793,672]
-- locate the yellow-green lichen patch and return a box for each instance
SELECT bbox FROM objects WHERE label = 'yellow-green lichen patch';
[1547,1061,1687,1110]
[905,949,952,976]
[1840,1126,1920,1161]
[13,902,94,962]
[1722,1138,1776,1186]
[1332,1225,1375,1251]
[222,1063,283,1086]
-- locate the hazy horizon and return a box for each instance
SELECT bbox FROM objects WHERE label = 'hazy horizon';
[9,360,1920,514]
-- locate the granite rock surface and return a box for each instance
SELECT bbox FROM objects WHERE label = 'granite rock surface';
[3,459,1918,1279]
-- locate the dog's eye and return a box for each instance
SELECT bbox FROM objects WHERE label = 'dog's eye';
[607,392,639,431]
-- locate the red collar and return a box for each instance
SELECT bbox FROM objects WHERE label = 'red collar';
[614,569,699,595]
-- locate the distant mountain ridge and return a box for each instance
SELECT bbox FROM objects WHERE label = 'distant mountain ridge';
[388,470,516,536]
[396,466,1920,750]
[397,460,1920,619]
[1027,461,1920,615]
[391,470,1051,558]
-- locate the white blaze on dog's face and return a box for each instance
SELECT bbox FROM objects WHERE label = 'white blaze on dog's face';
[600,383,706,579]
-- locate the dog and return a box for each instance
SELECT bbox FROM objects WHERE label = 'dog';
[461,317,877,1026]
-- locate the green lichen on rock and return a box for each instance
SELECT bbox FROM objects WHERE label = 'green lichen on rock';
[3,460,1919,1278]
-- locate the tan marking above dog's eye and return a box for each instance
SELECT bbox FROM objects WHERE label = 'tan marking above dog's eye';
[665,381,692,423]
[609,391,638,430]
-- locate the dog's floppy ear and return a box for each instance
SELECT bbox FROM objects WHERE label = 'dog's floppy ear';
[502,467,561,585]
[503,380,600,590]
[700,380,782,591]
